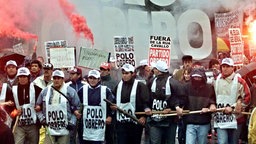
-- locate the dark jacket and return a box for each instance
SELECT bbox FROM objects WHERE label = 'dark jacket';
[101,74,117,92]
[183,68,216,124]
[147,73,185,125]
[113,77,150,119]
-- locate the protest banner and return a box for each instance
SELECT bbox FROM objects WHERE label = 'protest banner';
[114,36,136,67]
[50,47,75,68]
[44,40,67,61]
[78,47,109,69]
[229,28,244,66]
[13,43,24,54]
[148,35,171,66]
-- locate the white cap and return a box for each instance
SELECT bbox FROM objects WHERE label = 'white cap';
[109,56,116,62]
[221,58,234,66]
[122,64,135,72]
[52,70,65,78]
[88,70,100,78]
[6,60,17,67]
[155,60,168,72]
[17,67,30,76]
[191,74,202,77]
[139,59,148,66]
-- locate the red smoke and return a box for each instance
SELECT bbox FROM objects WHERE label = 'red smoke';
[0,0,38,40]
[58,0,94,45]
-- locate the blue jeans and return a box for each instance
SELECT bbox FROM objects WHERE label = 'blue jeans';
[186,124,210,144]
[216,128,238,144]
[149,123,177,144]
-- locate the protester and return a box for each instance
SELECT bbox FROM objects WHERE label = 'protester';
[12,67,42,144]
[30,59,43,82]
[35,69,81,144]
[99,62,117,144]
[183,68,216,144]
[33,63,54,144]
[2,60,19,87]
[109,56,122,82]
[147,60,184,144]
[66,66,85,144]
[0,107,15,144]
[206,58,220,85]
[100,62,117,91]
[135,59,151,83]
[173,55,193,81]
[214,58,251,144]
[78,69,115,144]
[112,63,151,144]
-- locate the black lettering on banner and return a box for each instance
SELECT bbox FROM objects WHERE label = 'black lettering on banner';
[214,103,234,123]
[47,110,66,130]
[85,119,105,129]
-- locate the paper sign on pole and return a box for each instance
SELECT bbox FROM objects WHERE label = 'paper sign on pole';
[44,40,67,61]
[114,36,136,67]
[148,36,172,66]
[50,47,75,68]
[78,47,109,69]
[228,28,244,66]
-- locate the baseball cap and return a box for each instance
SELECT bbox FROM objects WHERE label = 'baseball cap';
[221,58,234,66]
[6,60,17,67]
[88,70,100,78]
[100,62,111,70]
[52,70,64,78]
[17,67,30,76]
[155,60,168,72]
[69,67,82,74]
[139,59,148,66]
[122,64,135,72]
[43,63,53,69]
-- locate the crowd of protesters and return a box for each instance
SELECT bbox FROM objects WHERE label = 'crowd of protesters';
[0,52,256,144]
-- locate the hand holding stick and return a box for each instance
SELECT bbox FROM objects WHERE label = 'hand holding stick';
[104,99,142,125]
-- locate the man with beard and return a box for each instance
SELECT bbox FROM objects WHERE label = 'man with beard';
[183,68,216,144]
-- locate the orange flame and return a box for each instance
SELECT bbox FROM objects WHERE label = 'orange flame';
[248,20,256,43]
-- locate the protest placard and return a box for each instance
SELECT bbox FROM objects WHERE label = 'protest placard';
[50,47,75,68]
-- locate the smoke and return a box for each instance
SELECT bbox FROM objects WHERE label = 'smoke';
[58,0,94,45]
[0,0,94,50]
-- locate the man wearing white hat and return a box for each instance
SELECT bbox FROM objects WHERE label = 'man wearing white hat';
[214,58,251,144]
[77,69,115,143]
[147,60,184,144]
[35,69,81,144]
[135,59,151,83]
[12,67,42,144]
[2,60,18,87]
[111,63,151,144]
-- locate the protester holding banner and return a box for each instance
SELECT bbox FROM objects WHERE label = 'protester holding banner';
[12,67,42,144]
[183,68,216,144]
[77,69,115,144]
[112,63,151,144]
[33,63,54,144]
[35,69,81,144]
[214,58,251,144]
[147,60,184,144]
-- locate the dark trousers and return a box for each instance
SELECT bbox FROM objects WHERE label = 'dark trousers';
[116,122,143,144]
[105,123,116,144]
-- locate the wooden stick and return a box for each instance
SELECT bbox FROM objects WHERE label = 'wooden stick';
[104,99,142,125]
[12,115,19,133]
[135,110,190,115]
